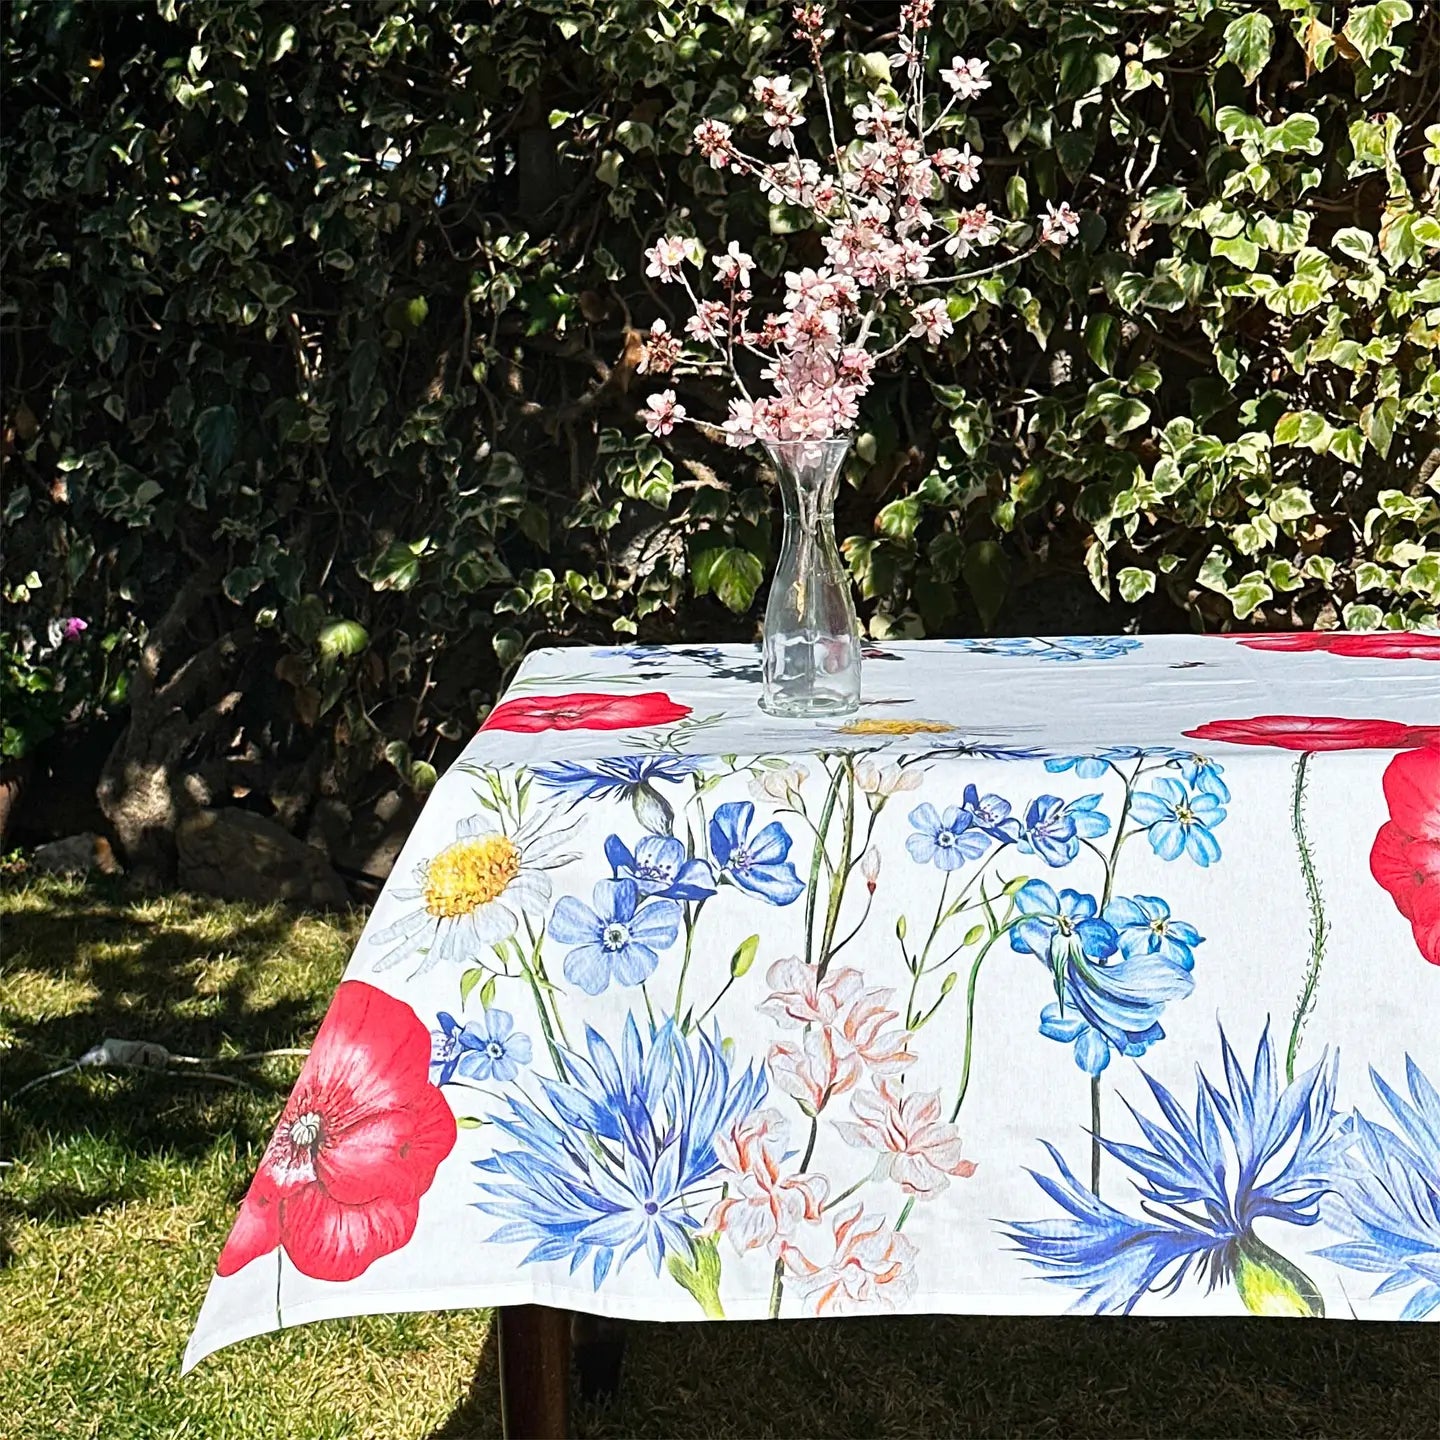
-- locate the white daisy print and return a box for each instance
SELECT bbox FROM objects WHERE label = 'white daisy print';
[369,812,579,975]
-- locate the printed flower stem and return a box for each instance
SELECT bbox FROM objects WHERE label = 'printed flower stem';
[895,1196,915,1232]
[816,758,857,979]
[803,763,846,968]
[1090,1075,1102,1195]
[768,1115,821,1318]
[1286,750,1329,1083]
[274,1248,284,1331]
[515,942,565,1079]
[949,919,1010,1123]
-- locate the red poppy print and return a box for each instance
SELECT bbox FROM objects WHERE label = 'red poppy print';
[482,691,692,733]
[1234,633,1440,661]
[1184,716,1440,752]
[1370,747,1440,966]
[217,981,456,1283]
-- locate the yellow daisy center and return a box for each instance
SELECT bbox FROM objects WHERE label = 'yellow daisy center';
[424,835,521,918]
[839,718,956,736]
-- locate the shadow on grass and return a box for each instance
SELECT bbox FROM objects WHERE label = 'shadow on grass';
[1,877,353,1245]
[428,1312,1439,1440]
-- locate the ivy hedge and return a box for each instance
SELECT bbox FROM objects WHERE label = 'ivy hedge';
[3,0,1438,853]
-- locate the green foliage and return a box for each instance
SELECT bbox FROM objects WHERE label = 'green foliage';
[3,1,1437,800]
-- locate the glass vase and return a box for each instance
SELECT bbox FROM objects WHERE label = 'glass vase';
[760,437,862,717]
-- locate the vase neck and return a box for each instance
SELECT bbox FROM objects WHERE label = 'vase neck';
[765,438,849,527]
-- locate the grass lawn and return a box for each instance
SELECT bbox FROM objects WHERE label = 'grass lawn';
[3,877,1437,1440]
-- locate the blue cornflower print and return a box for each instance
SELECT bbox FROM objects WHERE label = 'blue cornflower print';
[1017,793,1111,867]
[709,801,805,905]
[532,755,701,835]
[1011,882,1119,972]
[1166,751,1231,803]
[1043,746,1149,779]
[474,1015,766,1286]
[603,833,715,901]
[1043,755,1111,780]
[1012,882,1191,1074]
[1104,895,1203,972]
[1005,1024,1343,1315]
[1130,778,1226,865]
[906,802,993,870]
[1320,1057,1440,1320]
[430,1008,533,1085]
[958,784,1021,841]
[949,636,1141,662]
[549,879,682,994]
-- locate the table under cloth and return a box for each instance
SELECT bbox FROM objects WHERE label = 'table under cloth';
[185,633,1440,1369]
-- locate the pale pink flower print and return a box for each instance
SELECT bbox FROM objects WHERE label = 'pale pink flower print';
[708,1108,829,1257]
[759,958,864,1030]
[836,1080,978,1198]
[783,1202,919,1315]
[768,1026,853,1113]
[830,986,915,1083]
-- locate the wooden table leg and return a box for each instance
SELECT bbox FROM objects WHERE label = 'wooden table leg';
[498,1304,572,1440]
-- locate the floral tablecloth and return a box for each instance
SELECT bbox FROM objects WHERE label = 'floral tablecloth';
[186,633,1440,1368]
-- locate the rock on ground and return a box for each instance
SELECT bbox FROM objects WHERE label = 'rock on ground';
[176,808,350,910]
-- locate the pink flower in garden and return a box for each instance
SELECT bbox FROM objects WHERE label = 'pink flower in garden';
[708,1108,829,1257]
[713,241,754,288]
[932,145,981,190]
[946,204,1001,258]
[685,300,730,346]
[637,319,680,375]
[753,75,802,143]
[644,236,688,282]
[909,298,953,344]
[782,1201,919,1315]
[640,390,685,436]
[692,118,733,168]
[1041,201,1082,246]
[723,397,760,447]
[836,1080,978,1198]
[939,56,991,99]
[60,616,88,641]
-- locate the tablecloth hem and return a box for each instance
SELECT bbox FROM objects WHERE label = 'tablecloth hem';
[181,1275,1379,1374]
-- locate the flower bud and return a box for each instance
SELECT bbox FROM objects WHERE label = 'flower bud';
[861,845,881,892]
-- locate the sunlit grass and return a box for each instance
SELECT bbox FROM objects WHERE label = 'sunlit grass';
[3,877,1436,1439]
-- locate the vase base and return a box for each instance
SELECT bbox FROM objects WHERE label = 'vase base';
[758,693,860,719]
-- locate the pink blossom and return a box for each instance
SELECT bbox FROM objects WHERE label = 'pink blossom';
[1040,201,1082,246]
[60,616,89,642]
[692,118,733,168]
[753,75,802,144]
[940,56,991,99]
[783,1202,919,1315]
[910,298,953,345]
[713,240,754,288]
[685,300,729,345]
[723,397,760,447]
[836,1080,978,1198]
[644,236,689,282]
[945,204,1001,258]
[638,319,681,375]
[639,389,685,436]
[708,1108,829,1257]
[933,145,981,191]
